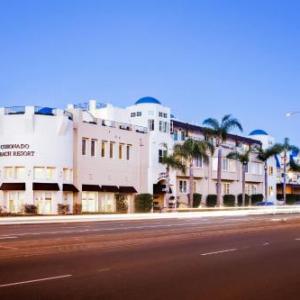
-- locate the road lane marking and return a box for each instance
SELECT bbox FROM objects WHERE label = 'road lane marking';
[295,238,300,241]
[263,242,270,246]
[97,268,111,273]
[0,236,18,240]
[201,248,237,256]
[0,274,72,288]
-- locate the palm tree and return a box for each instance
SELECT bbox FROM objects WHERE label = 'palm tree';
[173,138,214,207]
[276,138,299,204]
[227,147,252,207]
[203,115,243,206]
[256,144,282,202]
[161,153,186,209]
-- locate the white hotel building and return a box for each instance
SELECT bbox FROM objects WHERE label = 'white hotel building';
[0,97,277,214]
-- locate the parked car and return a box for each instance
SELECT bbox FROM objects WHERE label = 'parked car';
[256,201,274,206]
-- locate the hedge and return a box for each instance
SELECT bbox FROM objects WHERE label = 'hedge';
[193,193,202,208]
[251,194,264,205]
[116,194,128,213]
[277,194,300,204]
[223,195,235,207]
[134,193,153,212]
[206,194,217,207]
[237,194,250,206]
[24,204,37,214]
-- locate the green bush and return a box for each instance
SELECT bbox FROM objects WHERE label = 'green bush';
[193,193,202,208]
[223,195,235,207]
[24,204,37,214]
[116,194,128,213]
[206,194,217,207]
[237,194,250,206]
[276,194,300,204]
[58,204,69,215]
[134,194,153,212]
[251,194,264,205]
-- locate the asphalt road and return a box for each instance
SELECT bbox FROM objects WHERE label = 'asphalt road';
[0,214,300,300]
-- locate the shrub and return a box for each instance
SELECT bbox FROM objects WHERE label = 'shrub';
[134,194,153,212]
[206,194,217,207]
[237,194,250,206]
[24,204,37,214]
[193,193,202,208]
[277,194,283,200]
[116,194,128,213]
[223,195,235,207]
[73,203,82,214]
[251,194,264,205]
[286,194,300,205]
[58,204,69,215]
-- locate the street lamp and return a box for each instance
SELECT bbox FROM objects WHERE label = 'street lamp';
[286,111,300,117]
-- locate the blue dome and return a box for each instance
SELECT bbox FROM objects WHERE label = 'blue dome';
[249,129,268,136]
[135,97,161,105]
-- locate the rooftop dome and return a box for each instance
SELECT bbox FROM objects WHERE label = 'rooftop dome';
[135,97,161,105]
[249,129,268,136]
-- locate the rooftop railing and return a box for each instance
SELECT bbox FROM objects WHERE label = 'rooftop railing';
[83,117,148,134]
[3,106,73,120]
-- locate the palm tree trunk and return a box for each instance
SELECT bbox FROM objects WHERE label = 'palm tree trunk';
[189,162,194,208]
[164,166,170,210]
[242,164,246,207]
[283,153,287,205]
[264,162,268,202]
[217,147,222,206]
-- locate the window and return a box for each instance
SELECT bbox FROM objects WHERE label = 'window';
[159,112,163,117]
[159,121,163,132]
[130,112,136,117]
[148,119,155,131]
[158,149,167,163]
[181,131,186,141]
[173,130,178,141]
[15,167,25,179]
[222,158,229,171]
[109,142,114,159]
[136,112,142,117]
[82,138,88,155]
[194,157,203,168]
[126,145,131,160]
[179,180,187,193]
[119,144,123,159]
[46,167,56,180]
[269,166,274,176]
[269,186,274,196]
[4,167,14,179]
[163,113,168,118]
[223,183,230,195]
[34,167,45,180]
[101,141,106,157]
[163,122,168,133]
[91,139,97,157]
[63,168,73,182]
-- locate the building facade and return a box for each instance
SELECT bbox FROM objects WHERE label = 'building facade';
[0,97,279,214]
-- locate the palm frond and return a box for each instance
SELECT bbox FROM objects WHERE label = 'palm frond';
[289,156,300,172]
[202,118,220,131]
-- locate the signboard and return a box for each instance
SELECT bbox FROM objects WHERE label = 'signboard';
[0,144,35,157]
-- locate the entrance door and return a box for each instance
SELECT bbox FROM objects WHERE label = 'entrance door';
[7,191,25,213]
[82,192,98,212]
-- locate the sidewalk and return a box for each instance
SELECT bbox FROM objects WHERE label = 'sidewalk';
[1,206,300,225]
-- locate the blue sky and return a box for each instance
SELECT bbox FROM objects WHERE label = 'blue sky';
[1,0,300,143]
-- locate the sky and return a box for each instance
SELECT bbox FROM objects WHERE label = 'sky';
[0,0,300,143]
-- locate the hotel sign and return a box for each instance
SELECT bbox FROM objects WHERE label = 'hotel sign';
[0,144,35,157]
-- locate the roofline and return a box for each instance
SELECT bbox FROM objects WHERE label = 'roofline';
[172,120,262,146]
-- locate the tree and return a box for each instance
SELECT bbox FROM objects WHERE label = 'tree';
[276,138,299,204]
[173,138,214,207]
[161,152,186,209]
[203,115,243,206]
[256,144,282,202]
[227,148,252,207]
